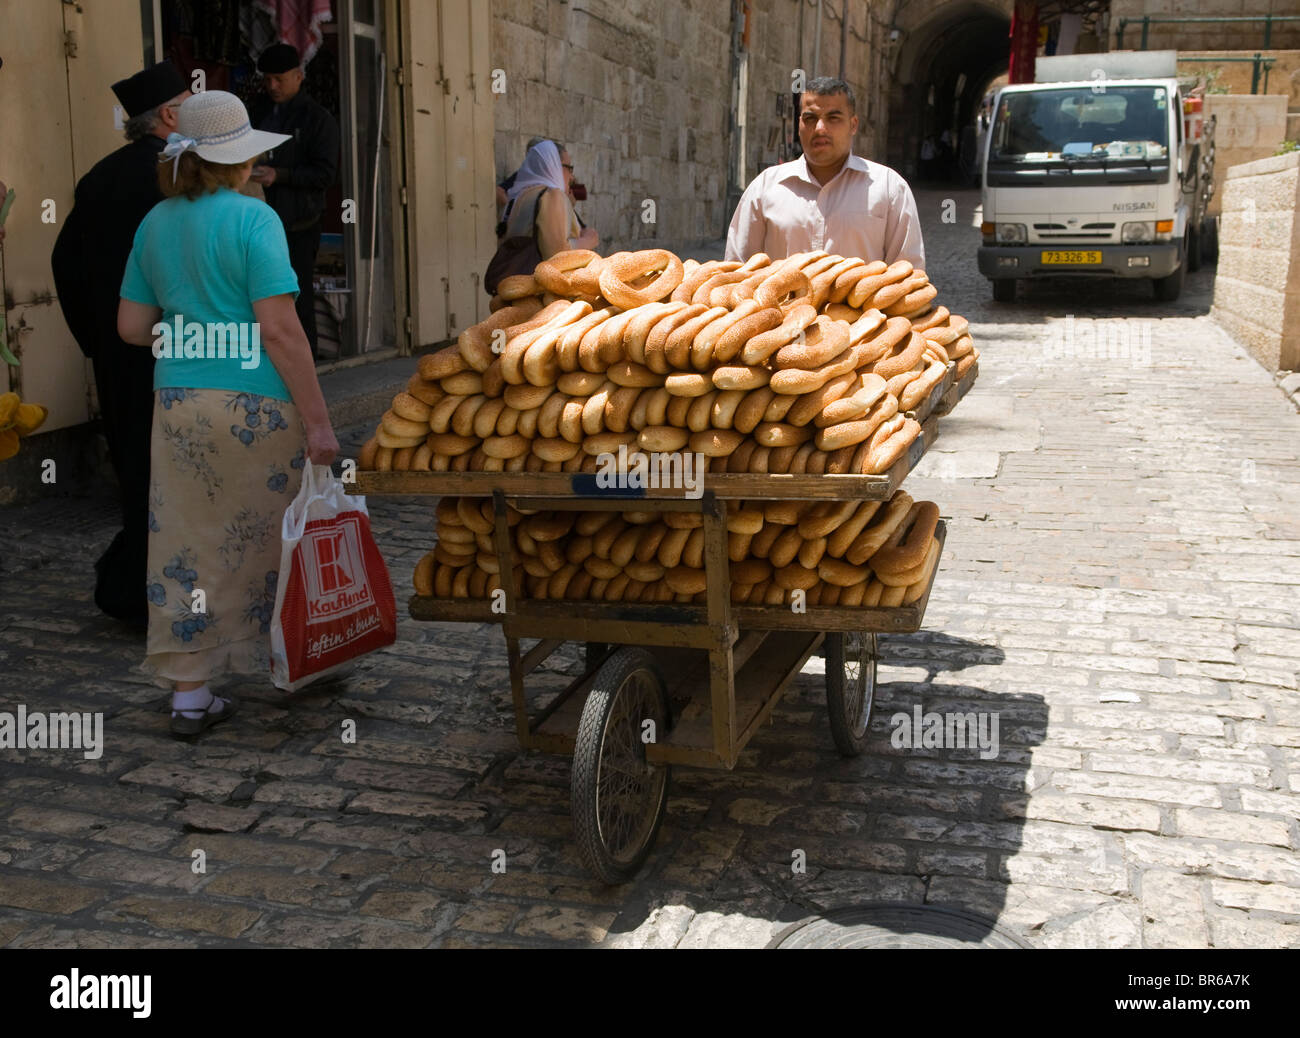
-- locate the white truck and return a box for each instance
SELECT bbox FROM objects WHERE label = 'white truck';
[978,51,1216,303]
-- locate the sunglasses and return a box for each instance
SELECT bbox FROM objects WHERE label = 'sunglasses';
[562,163,574,172]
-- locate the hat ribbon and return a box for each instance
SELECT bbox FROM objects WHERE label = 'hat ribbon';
[161,132,198,183]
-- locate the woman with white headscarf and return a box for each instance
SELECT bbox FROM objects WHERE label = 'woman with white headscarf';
[501,140,598,260]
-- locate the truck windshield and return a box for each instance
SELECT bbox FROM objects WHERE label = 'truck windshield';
[991,86,1170,162]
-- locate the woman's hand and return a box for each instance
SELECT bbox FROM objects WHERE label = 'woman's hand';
[253,293,338,467]
[306,421,340,466]
[576,225,599,251]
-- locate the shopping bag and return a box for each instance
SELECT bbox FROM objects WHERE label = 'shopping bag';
[270,463,396,691]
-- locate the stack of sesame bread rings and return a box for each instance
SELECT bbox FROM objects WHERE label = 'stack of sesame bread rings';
[358,248,977,608]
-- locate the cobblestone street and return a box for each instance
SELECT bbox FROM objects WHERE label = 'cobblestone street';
[2,188,1297,949]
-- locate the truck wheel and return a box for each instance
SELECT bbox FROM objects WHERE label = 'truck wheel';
[1153,236,1186,302]
[992,279,1016,303]
[1203,216,1219,264]
[1187,225,1202,272]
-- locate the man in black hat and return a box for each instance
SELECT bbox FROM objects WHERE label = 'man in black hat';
[249,43,340,359]
[51,61,191,629]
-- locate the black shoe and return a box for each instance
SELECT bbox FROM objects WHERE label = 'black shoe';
[171,695,239,737]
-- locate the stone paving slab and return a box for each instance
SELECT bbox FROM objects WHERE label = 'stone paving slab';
[1,191,1298,948]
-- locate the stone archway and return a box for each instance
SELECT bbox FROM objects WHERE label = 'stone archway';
[885,0,1013,184]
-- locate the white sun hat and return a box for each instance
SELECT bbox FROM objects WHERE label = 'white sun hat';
[161,89,290,175]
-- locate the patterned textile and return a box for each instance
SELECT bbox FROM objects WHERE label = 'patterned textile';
[254,0,334,65]
[239,2,279,63]
[143,388,306,685]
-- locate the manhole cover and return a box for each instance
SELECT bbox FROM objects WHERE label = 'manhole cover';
[769,902,1032,949]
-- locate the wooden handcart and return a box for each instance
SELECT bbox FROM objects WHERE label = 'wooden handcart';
[353,365,970,883]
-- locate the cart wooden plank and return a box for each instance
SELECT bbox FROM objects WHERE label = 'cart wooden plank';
[526,689,585,755]
[730,629,770,673]
[519,637,563,675]
[530,643,708,755]
[647,629,822,767]
[352,416,938,501]
[503,610,727,649]
[906,361,956,426]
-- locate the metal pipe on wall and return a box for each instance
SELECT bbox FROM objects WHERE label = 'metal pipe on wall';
[839,0,848,80]
[737,1,750,189]
[364,52,386,352]
[813,0,822,78]
[797,0,804,77]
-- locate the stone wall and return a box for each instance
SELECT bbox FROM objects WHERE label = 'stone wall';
[489,0,897,255]
[1203,94,1290,216]
[491,0,732,253]
[1211,150,1300,373]
[1110,1,1300,52]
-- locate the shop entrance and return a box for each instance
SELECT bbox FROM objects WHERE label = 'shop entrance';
[140,0,396,361]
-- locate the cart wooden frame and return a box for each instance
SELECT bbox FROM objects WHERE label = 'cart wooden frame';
[351,363,975,882]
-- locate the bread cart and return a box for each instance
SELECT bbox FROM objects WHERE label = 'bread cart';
[353,378,959,882]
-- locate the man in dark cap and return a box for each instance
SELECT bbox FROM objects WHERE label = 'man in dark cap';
[51,61,191,629]
[249,42,340,359]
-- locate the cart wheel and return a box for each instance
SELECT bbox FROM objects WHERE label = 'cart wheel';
[825,632,877,757]
[571,648,671,884]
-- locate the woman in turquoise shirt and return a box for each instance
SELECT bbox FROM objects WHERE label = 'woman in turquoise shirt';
[118,90,339,737]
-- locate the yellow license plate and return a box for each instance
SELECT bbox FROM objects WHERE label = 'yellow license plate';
[1041,250,1102,264]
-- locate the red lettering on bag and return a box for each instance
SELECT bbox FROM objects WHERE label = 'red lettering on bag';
[306,584,373,620]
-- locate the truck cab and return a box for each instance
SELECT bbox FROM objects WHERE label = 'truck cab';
[977,50,1214,303]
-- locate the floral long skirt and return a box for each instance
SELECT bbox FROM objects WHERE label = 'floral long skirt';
[142,388,306,686]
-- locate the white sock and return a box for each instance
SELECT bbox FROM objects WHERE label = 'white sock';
[172,685,217,718]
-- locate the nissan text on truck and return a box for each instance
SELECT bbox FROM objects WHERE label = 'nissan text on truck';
[978,51,1216,303]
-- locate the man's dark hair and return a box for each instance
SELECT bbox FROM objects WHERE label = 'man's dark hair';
[803,76,856,115]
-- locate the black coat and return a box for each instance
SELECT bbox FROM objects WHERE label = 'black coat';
[251,90,340,232]
[51,135,166,359]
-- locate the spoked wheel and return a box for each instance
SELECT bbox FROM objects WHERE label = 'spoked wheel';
[825,632,878,757]
[571,648,671,884]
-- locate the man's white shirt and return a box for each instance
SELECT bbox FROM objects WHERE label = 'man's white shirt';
[725,153,925,269]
